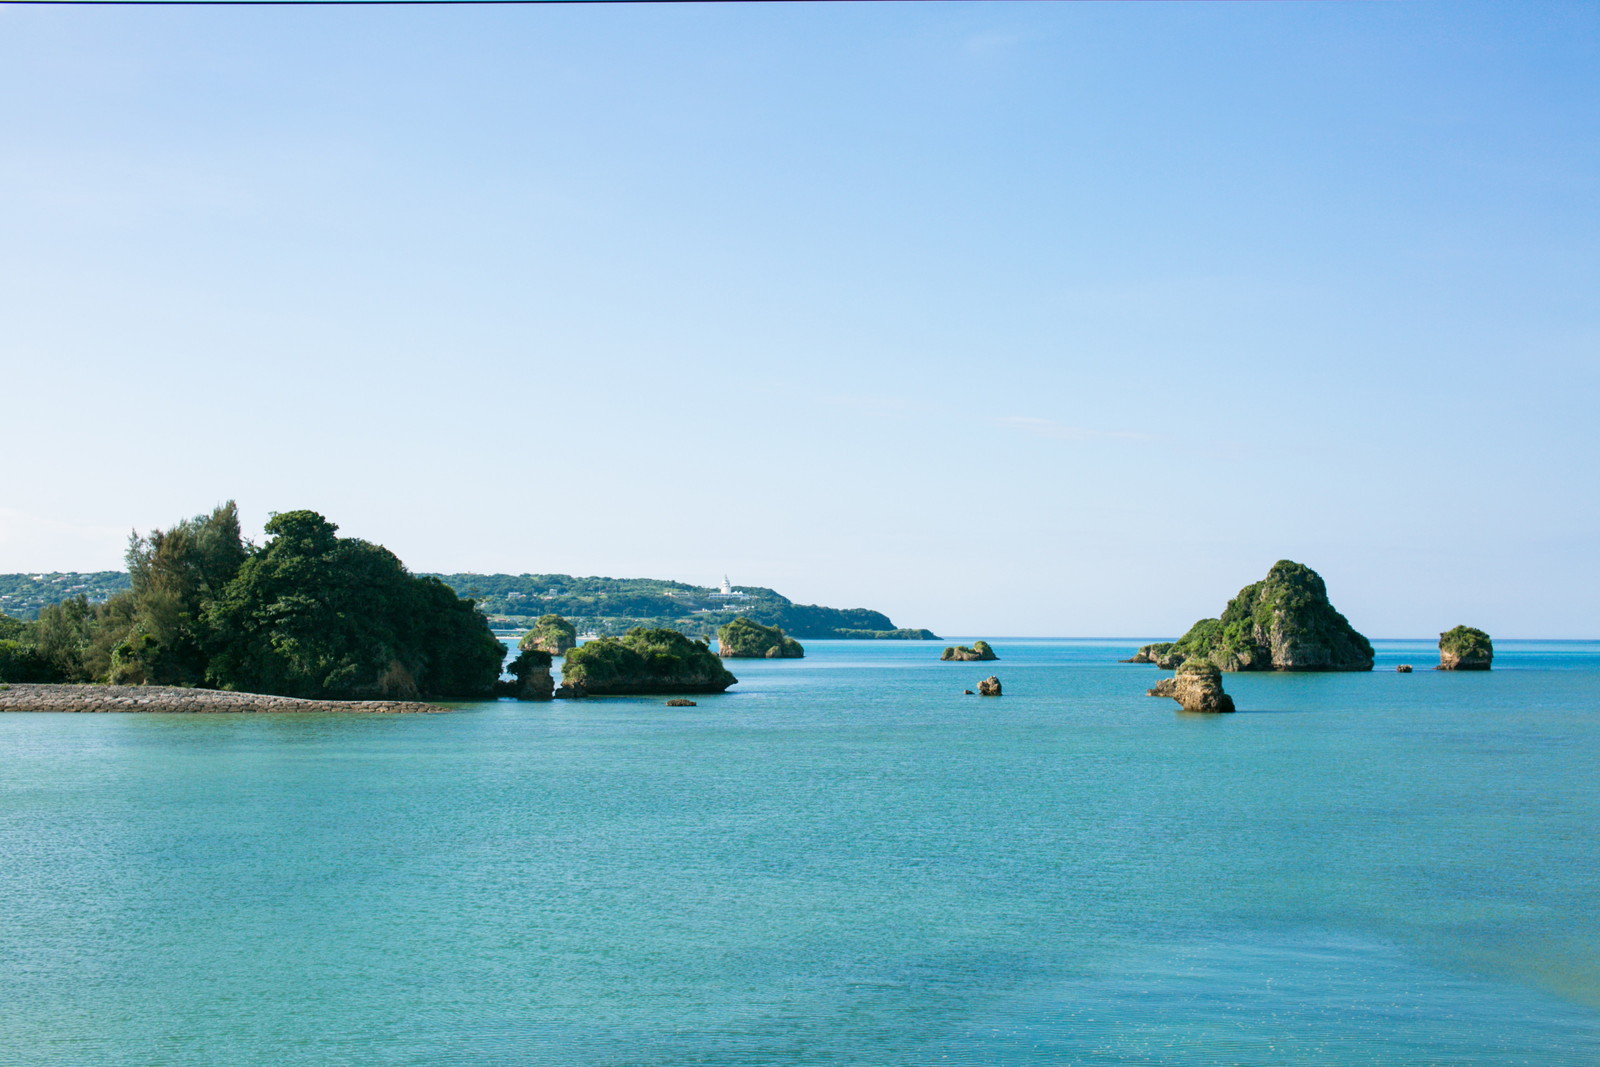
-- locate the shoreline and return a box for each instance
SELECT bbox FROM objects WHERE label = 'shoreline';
[0,684,448,714]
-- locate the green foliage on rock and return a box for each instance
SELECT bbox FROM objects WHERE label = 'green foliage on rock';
[206,510,503,700]
[717,616,804,659]
[561,627,737,694]
[941,640,998,662]
[1438,625,1493,670]
[520,614,577,655]
[502,647,555,700]
[1166,560,1373,672]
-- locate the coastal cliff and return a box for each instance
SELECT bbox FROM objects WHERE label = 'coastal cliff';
[1438,626,1493,670]
[1160,560,1373,672]
[716,617,804,659]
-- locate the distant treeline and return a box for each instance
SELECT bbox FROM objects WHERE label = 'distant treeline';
[2,568,936,641]
[426,573,937,640]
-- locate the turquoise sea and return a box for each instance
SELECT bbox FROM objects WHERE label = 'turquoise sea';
[2,639,1598,1065]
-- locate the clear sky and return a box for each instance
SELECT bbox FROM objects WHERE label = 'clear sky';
[1,1,1596,638]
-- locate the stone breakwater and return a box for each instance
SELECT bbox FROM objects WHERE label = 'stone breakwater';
[0,684,446,714]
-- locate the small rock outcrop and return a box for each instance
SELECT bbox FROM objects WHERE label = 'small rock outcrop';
[664,698,697,707]
[942,640,998,662]
[1121,642,1176,666]
[561,627,737,695]
[1438,626,1493,670]
[520,614,577,656]
[1147,660,1235,713]
[1160,560,1373,672]
[1397,664,1413,673]
[977,675,1002,696]
[501,648,554,701]
[716,616,804,658]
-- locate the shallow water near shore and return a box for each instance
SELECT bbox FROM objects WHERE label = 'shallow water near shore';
[2,639,1598,1064]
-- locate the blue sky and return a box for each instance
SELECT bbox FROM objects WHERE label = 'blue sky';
[1,1,1596,637]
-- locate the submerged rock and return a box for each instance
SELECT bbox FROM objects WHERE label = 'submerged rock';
[1147,660,1235,713]
[1161,561,1373,672]
[942,640,998,662]
[977,675,1002,696]
[664,698,697,707]
[1438,626,1493,670]
[717,616,804,658]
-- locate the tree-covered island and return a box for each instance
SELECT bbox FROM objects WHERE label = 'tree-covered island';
[1438,625,1493,670]
[520,614,577,655]
[1130,560,1374,672]
[559,628,737,695]
[716,617,804,658]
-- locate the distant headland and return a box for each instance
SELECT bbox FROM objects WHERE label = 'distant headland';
[0,570,936,642]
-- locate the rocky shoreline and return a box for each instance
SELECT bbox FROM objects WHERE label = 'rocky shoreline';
[0,684,447,714]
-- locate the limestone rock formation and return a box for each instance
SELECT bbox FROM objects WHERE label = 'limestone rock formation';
[1438,626,1493,670]
[1146,660,1236,713]
[941,640,998,662]
[520,614,577,656]
[716,616,804,659]
[977,675,1002,696]
[502,648,554,701]
[562,627,737,695]
[1161,560,1373,672]
[1396,664,1413,673]
[1121,642,1177,666]
[664,698,697,707]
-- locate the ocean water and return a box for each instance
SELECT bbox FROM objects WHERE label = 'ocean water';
[1,639,1597,1065]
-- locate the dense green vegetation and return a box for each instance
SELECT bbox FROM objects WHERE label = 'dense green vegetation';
[427,573,936,640]
[1166,560,1374,672]
[502,647,555,700]
[1439,625,1493,669]
[561,628,737,694]
[519,614,576,655]
[716,617,804,658]
[0,504,502,700]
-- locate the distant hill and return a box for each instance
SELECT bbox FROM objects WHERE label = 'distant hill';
[0,571,936,640]
[424,574,937,641]
[0,572,130,619]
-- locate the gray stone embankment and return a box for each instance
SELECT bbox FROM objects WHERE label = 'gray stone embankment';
[0,684,446,714]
